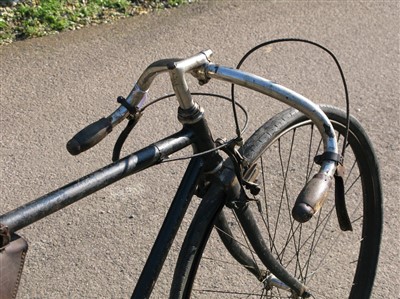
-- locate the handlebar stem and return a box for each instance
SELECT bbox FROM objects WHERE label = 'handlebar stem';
[168,50,213,110]
[133,50,213,110]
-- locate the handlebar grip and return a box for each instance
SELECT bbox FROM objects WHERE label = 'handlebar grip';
[66,117,112,155]
[292,173,333,223]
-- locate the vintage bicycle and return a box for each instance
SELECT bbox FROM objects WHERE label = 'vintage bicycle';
[0,39,382,298]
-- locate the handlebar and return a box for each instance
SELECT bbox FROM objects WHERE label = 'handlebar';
[66,50,339,222]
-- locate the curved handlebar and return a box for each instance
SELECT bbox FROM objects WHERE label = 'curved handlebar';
[66,51,339,223]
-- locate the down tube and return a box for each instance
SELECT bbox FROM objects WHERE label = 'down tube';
[131,157,204,299]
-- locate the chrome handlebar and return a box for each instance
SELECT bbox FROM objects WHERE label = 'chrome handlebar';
[67,50,339,222]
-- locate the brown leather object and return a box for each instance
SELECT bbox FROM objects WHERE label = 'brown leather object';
[0,235,28,299]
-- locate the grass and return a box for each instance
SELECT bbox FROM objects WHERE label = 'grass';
[0,0,189,45]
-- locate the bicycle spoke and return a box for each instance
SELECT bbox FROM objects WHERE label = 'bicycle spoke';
[351,215,363,224]
[259,156,281,258]
[275,130,296,247]
[273,139,286,246]
[301,212,357,284]
[201,255,253,269]
[303,208,323,283]
[283,205,335,271]
[276,222,301,262]
[214,225,257,256]
[345,174,361,195]
[302,184,364,284]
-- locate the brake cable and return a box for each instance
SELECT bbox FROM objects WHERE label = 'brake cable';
[112,92,249,162]
[230,38,350,160]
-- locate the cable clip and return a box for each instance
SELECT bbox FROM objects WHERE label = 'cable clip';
[314,151,343,165]
[117,96,138,116]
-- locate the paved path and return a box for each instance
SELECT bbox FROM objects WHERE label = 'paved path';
[1,1,398,297]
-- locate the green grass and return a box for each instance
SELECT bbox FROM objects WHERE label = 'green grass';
[0,0,189,45]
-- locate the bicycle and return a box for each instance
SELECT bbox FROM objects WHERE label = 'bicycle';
[0,39,382,299]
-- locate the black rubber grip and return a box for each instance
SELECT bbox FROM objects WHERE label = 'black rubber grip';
[66,117,112,155]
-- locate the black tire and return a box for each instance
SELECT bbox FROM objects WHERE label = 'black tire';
[171,105,382,298]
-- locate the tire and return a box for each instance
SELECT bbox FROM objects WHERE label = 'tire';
[171,105,382,298]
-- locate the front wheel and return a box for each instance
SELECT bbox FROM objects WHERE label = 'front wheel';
[171,105,382,298]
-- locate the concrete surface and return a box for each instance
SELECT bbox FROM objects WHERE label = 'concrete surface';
[1,1,398,298]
